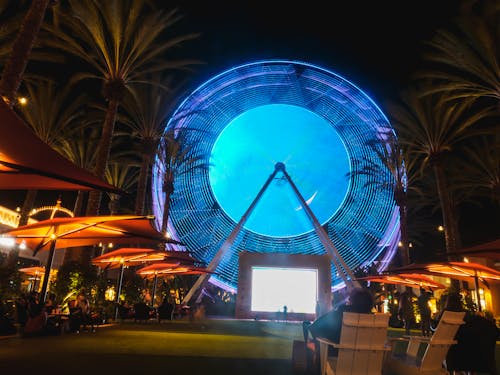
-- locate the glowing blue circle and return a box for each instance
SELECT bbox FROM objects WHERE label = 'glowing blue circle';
[210,104,349,237]
[151,60,400,292]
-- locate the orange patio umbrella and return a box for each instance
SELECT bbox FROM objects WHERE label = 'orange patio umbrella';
[387,261,500,311]
[19,266,56,292]
[0,215,178,302]
[355,273,447,290]
[92,247,191,318]
[136,263,215,306]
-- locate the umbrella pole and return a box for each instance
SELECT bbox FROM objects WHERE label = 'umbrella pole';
[40,240,56,303]
[474,271,482,312]
[114,264,125,321]
[151,274,158,307]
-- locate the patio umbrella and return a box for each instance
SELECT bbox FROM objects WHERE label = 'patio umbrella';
[92,247,190,318]
[387,261,500,311]
[449,238,500,261]
[0,215,178,302]
[0,99,122,192]
[136,263,215,307]
[355,273,447,290]
[19,266,55,292]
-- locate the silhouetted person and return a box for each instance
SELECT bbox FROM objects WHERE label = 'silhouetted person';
[417,288,432,336]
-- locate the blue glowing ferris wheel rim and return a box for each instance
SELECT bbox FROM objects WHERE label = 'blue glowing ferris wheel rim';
[152,59,400,292]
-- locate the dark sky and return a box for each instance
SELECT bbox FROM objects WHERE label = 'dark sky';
[177,1,461,104]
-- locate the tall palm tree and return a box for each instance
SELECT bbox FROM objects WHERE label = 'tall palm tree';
[387,82,491,257]
[41,0,201,216]
[452,135,500,206]
[104,161,139,215]
[120,73,183,216]
[0,0,52,105]
[351,128,422,266]
[155,127,209,238]
[418,0,500,107]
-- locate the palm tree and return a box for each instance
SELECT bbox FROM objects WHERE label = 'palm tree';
[386,82,491,257]
[351,128,421,266]
[452,135,500,206]
[104,160,139,216]
[0,0,53,105]
[155,127,209,237]
[120,73,183,215]
[418,0,500,107]
[16,79,86,225]
[41,0,201,216]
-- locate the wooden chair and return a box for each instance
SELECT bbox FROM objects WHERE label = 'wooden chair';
[383,311,465,375]
[316,312,391,375]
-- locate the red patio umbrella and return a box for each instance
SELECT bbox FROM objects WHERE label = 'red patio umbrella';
[0,99,122,192]
[0,215,179,302]
[355,273,447,290]
[387,261,500,311]
[450,238,500,261]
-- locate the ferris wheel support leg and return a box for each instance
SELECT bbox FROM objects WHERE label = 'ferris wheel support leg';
[182,166,281,306]
[280,166,360,290]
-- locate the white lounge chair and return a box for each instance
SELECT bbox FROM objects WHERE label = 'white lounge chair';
[316,312,391,375]
[383,310,465,375]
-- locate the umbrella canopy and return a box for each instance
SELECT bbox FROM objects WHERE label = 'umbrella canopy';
[91,248,176,270]
[0,215,177,302]
[356,273,447,290]
[136,263,215,278]
[0,99,122,192]
[388,262,500,283]
[450,238,500,261]
[0,215,178,254]
[19,266,50,276]
[387,261,500,312]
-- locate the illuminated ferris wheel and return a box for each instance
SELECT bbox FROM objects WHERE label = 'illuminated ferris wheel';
[152,60,400,292]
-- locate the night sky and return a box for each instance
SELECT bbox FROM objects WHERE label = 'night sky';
[176,1,460,104]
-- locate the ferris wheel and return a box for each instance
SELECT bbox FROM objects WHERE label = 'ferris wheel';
[152,60,400,293]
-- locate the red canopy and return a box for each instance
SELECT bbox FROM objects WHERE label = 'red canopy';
[451,238,500,261]
[0,99,122,192]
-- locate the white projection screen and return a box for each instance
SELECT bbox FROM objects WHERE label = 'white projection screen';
[251,267,318,313]
[235,252,332,320]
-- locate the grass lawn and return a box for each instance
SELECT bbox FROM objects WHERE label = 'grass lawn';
[1,319,498,375]
[0,319,303,375]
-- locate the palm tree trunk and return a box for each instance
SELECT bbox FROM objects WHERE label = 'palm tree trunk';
[0,0,50,104]
[432,162,458,256]
[19,189,37,226]
[86,98,119,216]
[398,204,410,265]
[73,190,86,217]
[134,154,151,215]
[161,185,173,235]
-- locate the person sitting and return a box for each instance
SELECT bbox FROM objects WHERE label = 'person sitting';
[133,301,152,323]
[157,298,174,323]
[23,302,47,337]
[304,287,374,373]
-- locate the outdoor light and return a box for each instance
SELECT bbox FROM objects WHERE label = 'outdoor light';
[17,96,27,105]
[437,225,444,232]
[0,236,15,247]
[105,286,116,301]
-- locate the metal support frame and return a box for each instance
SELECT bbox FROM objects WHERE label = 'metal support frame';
[182,162,359,305]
